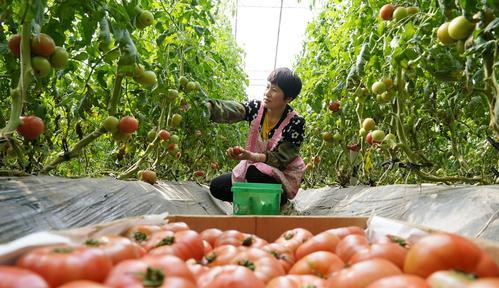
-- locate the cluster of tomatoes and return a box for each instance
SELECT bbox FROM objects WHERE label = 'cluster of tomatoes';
[8,33,69,142]
[102,115,139,143]
[8,33,69,77]
[379,4,420,22]
[1,221,499,288]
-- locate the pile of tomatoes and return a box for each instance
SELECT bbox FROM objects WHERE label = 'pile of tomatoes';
[1,221,499,287]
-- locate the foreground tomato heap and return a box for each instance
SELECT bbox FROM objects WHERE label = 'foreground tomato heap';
[1,222,499,288]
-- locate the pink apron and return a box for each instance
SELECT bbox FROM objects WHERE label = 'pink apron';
[232,104,305,199]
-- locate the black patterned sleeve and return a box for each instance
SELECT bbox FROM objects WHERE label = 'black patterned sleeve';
[243,99,261,122]
[281,115,306,147]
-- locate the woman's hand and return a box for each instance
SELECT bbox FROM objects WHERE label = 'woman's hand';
[226,146,266,162]
[226,146,249,160]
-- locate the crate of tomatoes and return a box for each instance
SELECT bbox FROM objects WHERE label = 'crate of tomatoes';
[0,214,498,287]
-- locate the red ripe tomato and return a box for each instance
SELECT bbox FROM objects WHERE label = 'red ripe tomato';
[185,259,210,279]
[84,236,145,265]
[202,245,246,267]
[328,101,340,112]
[161,221,190,232]
[147,230,204,261]
[16,245,113,287]
[326,226,365,239]
[468,278,499,288]
[365,274,429,288]
[294,230,341,260]
[8,34,21,57]
[17,116,44,140]
[215,230,268,248]
[105,255,195,288]
[202,240,213,255]
[335,234,370,263]
[153,277,196,288]
[158,129,170,141]
[327,259,402,288]
[374,234,411,249]
[403,233,496,278]
[118,116,139,133]
[197,265,265,288]
[233,146,243,155]
[266,275,328,288]
[366,132,373,145]
[231,247,285,283]
[262,243,296,273]
[30,33,55,57]
[194,170,205,177]
[288,251,344,279]
[379,4,395,20]
[200,228,223,247]
[426,270,474,287]
[0,265,49,288]
[57,280,108,288]
[349,242,408,269]
[274,228,314,252]
[475,251,499,277]
[124,224,161,245]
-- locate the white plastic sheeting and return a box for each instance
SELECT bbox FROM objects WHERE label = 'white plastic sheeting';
[292,184,499,241]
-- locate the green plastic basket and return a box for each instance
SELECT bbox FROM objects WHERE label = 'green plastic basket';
[231,182,283,215]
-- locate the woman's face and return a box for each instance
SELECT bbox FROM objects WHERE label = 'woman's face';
[263,82,289,110]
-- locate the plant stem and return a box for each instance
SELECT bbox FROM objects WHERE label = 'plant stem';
[1,16,32,135]
[41,127,107,173]
[108,72,124,116]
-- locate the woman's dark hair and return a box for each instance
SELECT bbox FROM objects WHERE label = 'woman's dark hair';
[267,67,302,101]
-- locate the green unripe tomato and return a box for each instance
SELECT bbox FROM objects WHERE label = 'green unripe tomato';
[186,81,197,92]
[167,89,179,102]
[359,128,368,137]
[103,116,120,133]
[136,70,157,88]
[393,7,408,21]
[407,7,419,15]
[179,76,188,87]
[32,56,52,77]
[170,114,182,127]
[362,118,376,131]
[322,132,334,143]
[147,130,157,141]
[371,130,385,143]
[169,134,180,144]
[437,22,455,45]
[333,133,343,142]
[371,81,386,95]
[383,133,397,143]
[137,10,154,28]
[448,16,475,40]
[50,47,69,69]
